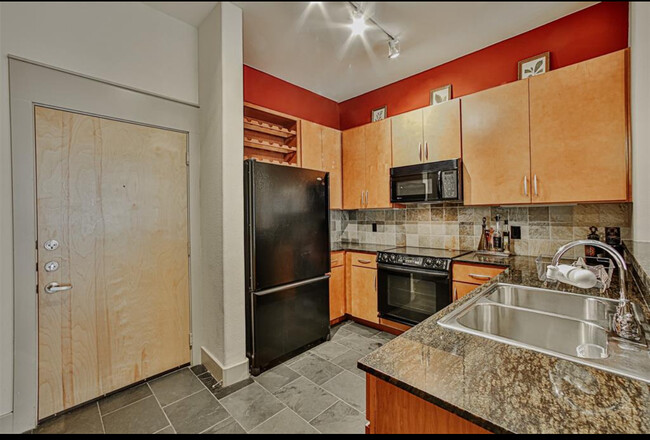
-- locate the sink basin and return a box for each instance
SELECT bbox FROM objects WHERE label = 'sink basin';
[439,283,650,383]
[484,284,620,328]
[456,303,608,359]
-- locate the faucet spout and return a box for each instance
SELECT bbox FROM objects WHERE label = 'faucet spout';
[551,240,642,342]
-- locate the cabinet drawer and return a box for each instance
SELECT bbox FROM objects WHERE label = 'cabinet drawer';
[453,263,505,285]
[349,252,377,269]
[331,251,345,268]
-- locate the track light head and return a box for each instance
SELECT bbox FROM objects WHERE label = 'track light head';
[388,38,400,59]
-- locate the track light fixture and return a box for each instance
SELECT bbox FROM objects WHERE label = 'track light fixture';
[388,38,400,59]
[348,2,400,59]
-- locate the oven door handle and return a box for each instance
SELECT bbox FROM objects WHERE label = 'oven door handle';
[377,263,449,278]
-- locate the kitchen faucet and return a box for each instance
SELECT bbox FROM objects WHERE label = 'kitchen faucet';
[552,240,643,342]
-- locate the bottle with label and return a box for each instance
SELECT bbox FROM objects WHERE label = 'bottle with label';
[503,219,511,254]
[493,215,503,251]
[585,226,600,265]
[478,217,487,251]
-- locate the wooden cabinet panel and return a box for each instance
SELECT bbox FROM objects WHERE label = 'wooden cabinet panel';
[349,252,377,269]
[423,99,462,162]
[300,120,323,171]
[330,265,346,322]
[331,251,345,268]
[391,109,423,167]
[529,49,630,203]
[322,126,343,210]
[366,374,490,434]
[365,119,392,209]
[342,125,366,210]
[462,80,531,206]
[350,265,379,324]
[452,281,478,302]
[453,263,505,285]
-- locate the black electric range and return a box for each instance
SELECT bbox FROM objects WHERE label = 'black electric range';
[376,247,471,326]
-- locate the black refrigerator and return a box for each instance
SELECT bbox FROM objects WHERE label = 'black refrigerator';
[244,159,331,375]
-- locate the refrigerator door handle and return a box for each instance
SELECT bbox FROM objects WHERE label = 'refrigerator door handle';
[253,275,331,297]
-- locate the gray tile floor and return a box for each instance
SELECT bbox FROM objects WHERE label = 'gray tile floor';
[32,321,395,434]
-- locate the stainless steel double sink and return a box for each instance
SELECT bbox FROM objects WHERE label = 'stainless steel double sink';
[439,284,650,383]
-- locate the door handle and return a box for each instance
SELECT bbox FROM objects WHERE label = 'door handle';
[533,174,538,197]
[44,282,72,294]
[469,274,491,281]
[425,142,429,161]
[523,175,528,196]
[418,143,422,162]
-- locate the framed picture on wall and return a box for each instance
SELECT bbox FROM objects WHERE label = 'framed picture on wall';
[518,52,550,79]
[430,85,452,105]
[371,106,387,122]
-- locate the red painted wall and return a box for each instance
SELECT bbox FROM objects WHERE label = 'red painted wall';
[244,66,340,129]
[339,1,629,130]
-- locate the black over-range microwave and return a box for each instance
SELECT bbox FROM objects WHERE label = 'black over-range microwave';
[390,159,462,204]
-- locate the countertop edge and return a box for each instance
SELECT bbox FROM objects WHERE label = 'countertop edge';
[357,362,513,434]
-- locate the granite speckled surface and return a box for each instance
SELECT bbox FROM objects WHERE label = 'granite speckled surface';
[625,241,650,302]
[330,242,395,254]
[358,255,650,434]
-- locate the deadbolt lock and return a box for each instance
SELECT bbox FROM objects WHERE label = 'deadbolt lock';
[45,261,59,272]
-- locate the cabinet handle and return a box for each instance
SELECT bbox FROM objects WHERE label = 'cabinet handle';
[425,142,429,161]
[358,259,372,264]
[469,273,491,281]
[533,174,538,197]
[523,175,528,196]
[418,143,422,162]
[365,190,369,207]
[453,288,458,302]
[361,190,364,207]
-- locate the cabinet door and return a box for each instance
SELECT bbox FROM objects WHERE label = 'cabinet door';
[462,80,531,205]
[301,120,323,171]
[423,99,461,162]
[391,109,423,167]
[529,49,629,203]
[365,119,392,209]
[452,281,477,302]
[342,125,366,210]
[322,126,343,210]
[330,265,346,321]
[350,265,379,324]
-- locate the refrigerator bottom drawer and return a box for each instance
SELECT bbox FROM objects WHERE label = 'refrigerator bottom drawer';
[250,276,330,373]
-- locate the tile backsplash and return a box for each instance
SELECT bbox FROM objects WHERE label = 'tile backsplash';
[331,204,632,258]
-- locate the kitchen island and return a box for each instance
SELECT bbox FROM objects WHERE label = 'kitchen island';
[358,254,650,434]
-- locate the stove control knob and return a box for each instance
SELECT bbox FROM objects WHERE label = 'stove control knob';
[389,254,396,263]
[425,258,434,267]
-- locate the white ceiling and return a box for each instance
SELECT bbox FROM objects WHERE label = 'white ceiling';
[146,1,597,102]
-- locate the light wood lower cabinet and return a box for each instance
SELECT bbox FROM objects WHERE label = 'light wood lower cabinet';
[452,281,478,302]
[330,252,346,322]
[350,265,379,324]
[366,374,490,434]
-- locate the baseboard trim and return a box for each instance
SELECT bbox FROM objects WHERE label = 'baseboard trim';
[345,315,409,336]
[0,412,13,434]
[200,347,250,387]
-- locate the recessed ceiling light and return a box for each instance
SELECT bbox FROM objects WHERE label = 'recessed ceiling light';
[388,38,400,59]
[350,9,368,36]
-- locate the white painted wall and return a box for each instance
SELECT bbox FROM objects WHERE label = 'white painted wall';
[631,2,650,242]
[198,2,248,385]
[0,1,199,418]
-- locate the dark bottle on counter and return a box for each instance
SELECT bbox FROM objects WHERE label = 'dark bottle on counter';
[493,215,503,251]
[478,217,488,251]
[503,220,511,254]
[585,226,600,265]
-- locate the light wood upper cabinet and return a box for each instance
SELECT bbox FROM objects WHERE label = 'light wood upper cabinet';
[322,126,343,209]
[422,99,462,163]
[350,265,379,324]
[461,80,531,206]
[342,120,392,210]
[301,120,343,209]
[529,49,630,204]
[342,125,366,210]
[391,110,423,167]
[365,119,392,209]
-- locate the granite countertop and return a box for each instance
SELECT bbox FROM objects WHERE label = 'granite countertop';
[452,251,512,267]
[358,254,650,434]
[625,241,650,302]
[330,242,395,254]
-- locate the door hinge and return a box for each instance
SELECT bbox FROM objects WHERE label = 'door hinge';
[189,333,193,349]
[36,284,39,294]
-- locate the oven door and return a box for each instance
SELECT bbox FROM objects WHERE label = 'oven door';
[377,264,451,326]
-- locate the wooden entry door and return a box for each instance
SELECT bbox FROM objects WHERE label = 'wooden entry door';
[35,106,190,419]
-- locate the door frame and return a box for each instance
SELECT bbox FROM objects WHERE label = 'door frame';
[8,58,202,433]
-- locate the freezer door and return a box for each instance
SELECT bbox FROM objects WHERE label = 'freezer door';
[246,160,330,291]
[249,276,330,372]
